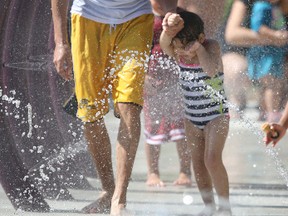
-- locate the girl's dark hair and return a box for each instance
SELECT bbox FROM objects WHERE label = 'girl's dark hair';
[175,11,204,45]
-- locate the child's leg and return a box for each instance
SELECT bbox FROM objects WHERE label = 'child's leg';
[185,119,216,215]
[145,143,165,187]
[173,138,192,186]
[204,115,231,213]
[257,85,267,121]
[222,53,249,118]
[261,75,283,122]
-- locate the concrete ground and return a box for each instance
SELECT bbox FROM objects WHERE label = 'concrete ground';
[1,102,288,216]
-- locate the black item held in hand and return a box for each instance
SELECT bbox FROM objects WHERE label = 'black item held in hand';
[63,93,78,117]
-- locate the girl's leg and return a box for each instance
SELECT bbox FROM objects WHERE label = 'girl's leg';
[185,119,216,215]
[257,85,267,121]
[174,138,192,186]
[222,53,249,118]
[261,75,283,122]
[204,115,231,214]
[145,143,165,187]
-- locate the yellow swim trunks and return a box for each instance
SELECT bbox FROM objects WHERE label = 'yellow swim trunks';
[71,14,154,122]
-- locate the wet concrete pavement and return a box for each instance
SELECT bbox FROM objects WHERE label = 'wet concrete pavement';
[1,102,288,216]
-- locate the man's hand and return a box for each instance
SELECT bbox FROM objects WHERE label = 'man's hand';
[162,12,184,37]
[53,43,73,80]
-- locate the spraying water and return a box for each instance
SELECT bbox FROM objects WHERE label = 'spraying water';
[206,82,288,187]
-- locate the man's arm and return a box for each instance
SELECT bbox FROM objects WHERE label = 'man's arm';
[178,0,225,39]
[150,0,178,15]
[51,0,73,80]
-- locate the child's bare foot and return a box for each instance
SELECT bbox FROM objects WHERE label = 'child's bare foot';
[81,192,111,214]
[173,172,192,186]
[146,173,165,187]
[195,205,216,216]
[213,208,232,216]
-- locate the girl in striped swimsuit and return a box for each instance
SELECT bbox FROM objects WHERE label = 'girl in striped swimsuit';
[160,11,231,216]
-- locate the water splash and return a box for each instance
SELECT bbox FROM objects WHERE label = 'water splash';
[3,51,288,187]
[1,87,85,183]
[205,84,288,187]
[26,103,33,138]
[28,137,87,177]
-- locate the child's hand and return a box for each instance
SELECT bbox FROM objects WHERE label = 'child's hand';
[273,30,288,46]
[262,123,286,147]
[162,12,184,37]
[167,13,182,26]
[186,41,201,52]
[185,41,201,57]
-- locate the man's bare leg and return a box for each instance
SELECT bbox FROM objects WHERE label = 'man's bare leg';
[173,139,192,186]
[82,119,115,214]
[111,103,142,215]
[145,143,165,187]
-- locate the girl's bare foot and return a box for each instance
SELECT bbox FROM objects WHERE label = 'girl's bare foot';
[213,208,232,216]
[195,205,216,216]
[173,172,192,186]
[146,173,165,187]
[81,192,112,214]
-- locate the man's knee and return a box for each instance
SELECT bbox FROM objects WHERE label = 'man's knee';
[116,102,142,118]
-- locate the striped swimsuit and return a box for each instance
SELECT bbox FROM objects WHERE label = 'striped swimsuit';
[178,63,229,129]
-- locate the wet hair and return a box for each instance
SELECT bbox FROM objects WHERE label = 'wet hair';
[175,11,204,45]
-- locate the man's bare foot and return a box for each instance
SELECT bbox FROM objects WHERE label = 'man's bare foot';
[146,173,165,187]
[81,192,112,214]
[111,208,135,216]
[173,172,192,186]
[110,203,134,216]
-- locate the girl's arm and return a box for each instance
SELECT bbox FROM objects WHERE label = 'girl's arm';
[251,2,288,45]
[258,26,288,42]
[188,40,222,77]
[265,102,288,146]
[225,0,260,46]
[159,30,175,58]
[160,13,184,58]
[279,102,288,130]
[225,0,287,47]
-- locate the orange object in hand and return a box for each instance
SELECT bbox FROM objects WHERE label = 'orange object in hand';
[261,122,279,139]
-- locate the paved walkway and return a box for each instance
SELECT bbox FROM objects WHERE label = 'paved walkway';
[1,104,288,216]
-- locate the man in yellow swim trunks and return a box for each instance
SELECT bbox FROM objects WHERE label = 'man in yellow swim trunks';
[51,0,153,215]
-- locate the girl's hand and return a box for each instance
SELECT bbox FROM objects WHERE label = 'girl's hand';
[162,12,184,37]
[167,13,182,26]
[186,41,201,52]
[185,41,202,57]
[263,123,287,147]
[273,30,288,46]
